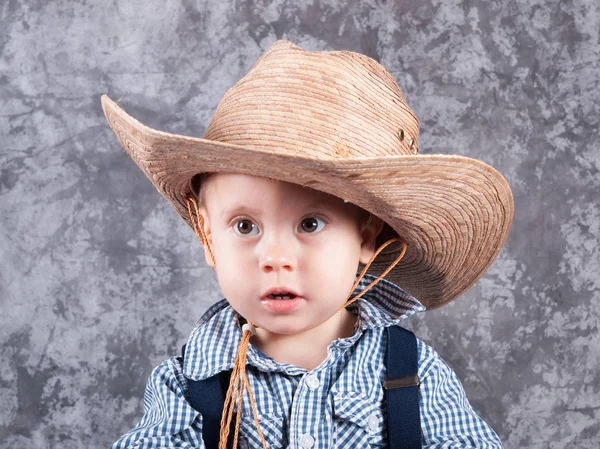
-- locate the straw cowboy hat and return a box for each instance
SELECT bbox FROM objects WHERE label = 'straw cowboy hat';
[100,39,514,310]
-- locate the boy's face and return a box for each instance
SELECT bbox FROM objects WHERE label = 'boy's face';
[198,173,382,338]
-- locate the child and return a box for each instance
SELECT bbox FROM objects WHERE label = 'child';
[102,40,513,448]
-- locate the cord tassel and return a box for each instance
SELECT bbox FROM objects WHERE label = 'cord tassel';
[219,329,268,449]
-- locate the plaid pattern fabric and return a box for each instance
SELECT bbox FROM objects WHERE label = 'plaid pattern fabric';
[110,275,503,448]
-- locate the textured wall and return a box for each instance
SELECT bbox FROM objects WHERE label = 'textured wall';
[1,0,599,448]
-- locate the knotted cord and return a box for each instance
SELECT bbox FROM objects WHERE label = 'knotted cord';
[341,236,407,309]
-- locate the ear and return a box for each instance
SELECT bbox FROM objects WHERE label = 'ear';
[359,214,384,264]
[198,207,216,268]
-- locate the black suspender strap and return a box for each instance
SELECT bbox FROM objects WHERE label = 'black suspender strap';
[181,344,233,449]
[384,326,422,449]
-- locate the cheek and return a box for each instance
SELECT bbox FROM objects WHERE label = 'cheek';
[305,236,362,282]
[211,230,252,263]
[211,240,256,289]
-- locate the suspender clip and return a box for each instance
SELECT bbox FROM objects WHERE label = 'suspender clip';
[383,374,420,390]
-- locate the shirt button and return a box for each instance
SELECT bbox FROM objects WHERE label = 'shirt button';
[299,433,315,448]
[305,374,320,390]
[367,413,379,432]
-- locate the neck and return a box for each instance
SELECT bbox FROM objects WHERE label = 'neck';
[251,309,357,371]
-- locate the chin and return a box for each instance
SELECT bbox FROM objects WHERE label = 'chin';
[257,320,311,336]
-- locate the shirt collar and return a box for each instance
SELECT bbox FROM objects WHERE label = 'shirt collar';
[182,274,426,380]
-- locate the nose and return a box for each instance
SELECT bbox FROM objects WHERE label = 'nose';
[258,235,296,273]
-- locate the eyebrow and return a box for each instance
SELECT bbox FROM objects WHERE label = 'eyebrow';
[303,201,335,211]
[219,205,263,219]
[217,200,335,219]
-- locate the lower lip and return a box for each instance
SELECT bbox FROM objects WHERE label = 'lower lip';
[261,297,304,313]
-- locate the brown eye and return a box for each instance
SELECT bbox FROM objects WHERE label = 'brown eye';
[299,217,325,233]
[235,219,258,235]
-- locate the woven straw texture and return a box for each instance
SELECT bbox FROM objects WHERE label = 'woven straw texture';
[101,39,514,309]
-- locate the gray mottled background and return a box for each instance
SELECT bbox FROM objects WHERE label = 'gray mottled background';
[1,0,599,447]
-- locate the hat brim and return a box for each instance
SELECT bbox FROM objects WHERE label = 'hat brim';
[101,94,514,309]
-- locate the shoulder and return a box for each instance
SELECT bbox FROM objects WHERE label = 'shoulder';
[414,335,468,389]
[143,355,188,402]
[415,336,445,379]
[182,299,240,380]
[381,326,446,379]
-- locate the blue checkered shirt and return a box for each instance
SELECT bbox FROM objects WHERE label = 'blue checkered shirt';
[110,275,503,448]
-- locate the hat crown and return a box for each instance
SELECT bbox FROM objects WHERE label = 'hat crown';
[204,40,419,159]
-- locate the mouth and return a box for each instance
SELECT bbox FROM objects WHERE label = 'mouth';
[261,288,304,313]
[261,287,301,301]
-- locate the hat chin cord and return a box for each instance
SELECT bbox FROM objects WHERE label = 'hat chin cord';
[186,196,407,448]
